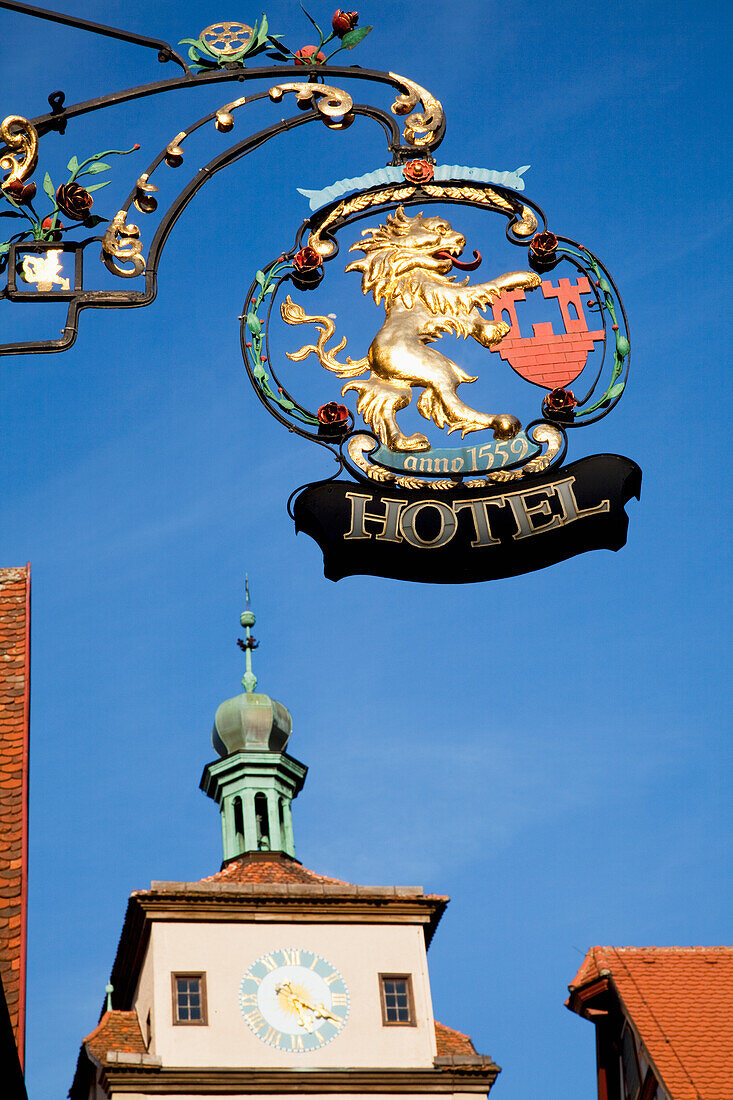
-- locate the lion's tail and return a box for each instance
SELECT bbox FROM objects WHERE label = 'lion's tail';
[280,296,368,379]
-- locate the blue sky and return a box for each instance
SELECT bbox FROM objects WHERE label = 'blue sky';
[1,1,731,1096]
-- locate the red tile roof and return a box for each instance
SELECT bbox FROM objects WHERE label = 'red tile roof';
[568,946,733,1100]
[201,854,351,886]
[84,1010,146,1062]
[434,1020,476,1055]
[0,566,30,1068]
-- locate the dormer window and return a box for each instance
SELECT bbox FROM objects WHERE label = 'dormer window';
[379,974,415,1025]
[172,973,208,1025]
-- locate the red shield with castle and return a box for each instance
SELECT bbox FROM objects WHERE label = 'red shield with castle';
[490,276,605,388]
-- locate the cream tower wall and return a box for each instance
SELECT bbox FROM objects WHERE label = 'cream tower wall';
[138,919,437,1069]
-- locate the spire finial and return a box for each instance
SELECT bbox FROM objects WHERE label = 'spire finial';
[105,983,114,1012]
[238,573,258,693]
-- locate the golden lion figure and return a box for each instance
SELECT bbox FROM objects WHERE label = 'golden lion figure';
[282,206,540,453]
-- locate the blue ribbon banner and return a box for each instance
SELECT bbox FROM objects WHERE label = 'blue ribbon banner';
[369,432,542,476]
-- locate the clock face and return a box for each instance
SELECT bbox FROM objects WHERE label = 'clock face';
[239,947,350,1051]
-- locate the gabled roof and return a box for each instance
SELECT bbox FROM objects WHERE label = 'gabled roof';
[568,946,733,1100]
[0,566,30,1069]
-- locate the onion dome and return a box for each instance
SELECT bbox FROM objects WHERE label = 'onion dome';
[211,579,292,756]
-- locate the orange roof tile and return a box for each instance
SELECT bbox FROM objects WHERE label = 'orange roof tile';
[434,1020,477,1055]
[0,566,30,1068]
[568,946,733,1100]
[84,1010,146,1062]
[200,854,352,886]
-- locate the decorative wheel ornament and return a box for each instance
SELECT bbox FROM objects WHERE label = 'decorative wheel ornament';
[200,22,254,57]
[241,169,630,492]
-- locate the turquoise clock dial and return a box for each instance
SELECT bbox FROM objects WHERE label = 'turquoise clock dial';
[239,947,350,1051]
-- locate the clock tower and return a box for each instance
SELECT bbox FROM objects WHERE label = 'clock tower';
[70,588,500,1099]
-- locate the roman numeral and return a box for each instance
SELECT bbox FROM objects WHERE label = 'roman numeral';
[315,1030,324,1043]
[245,1009,265,1030]
[281,948,301,966]
[240,993,257,1006]
[324,972,339,985]
[290,1034,304,1050]
[263,1026,282,1045]
[332,992,348,1006]
[262,954,278,972]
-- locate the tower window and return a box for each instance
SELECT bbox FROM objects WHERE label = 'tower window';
[172,973,207,1025]
[379,974,415,1025]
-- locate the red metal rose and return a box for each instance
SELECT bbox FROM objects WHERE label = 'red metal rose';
[332,9,358,37]
[294,45,326,65]
[55,181,93,220]
[318,401,349,425]
[543,387,578,420]
[293,246,323,271]
[529,230,559,272]
[403,159,434,184]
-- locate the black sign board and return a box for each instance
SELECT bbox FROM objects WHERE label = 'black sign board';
[293,455,641,584]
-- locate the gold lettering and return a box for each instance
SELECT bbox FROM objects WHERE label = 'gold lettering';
[404,455,417,471]
[291,1034,304,1050]
[332,992,348,1006]
[280,948,301,966]
[399,499,457,549]
[240,993,258,1006]
[245,1009,265,1029]
[324,972,339,986]
[344,492,407,542]
[451,456,464,473]
[553,476,610,524]
[506,485,563,540]
[418,456,432,472]
[454,497,505,546]
[262,954,278,972]
[263,1026,282,1045]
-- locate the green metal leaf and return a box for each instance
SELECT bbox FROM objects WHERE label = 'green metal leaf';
[605,381,626,401]
[84,181,110,192]
[247,314,262,335]
[616,335,630,359]
[178,38,206,48]
[0,242,10,254]
[255,270,266,287]
[341,26,372,48]
[82,162,111,175]
[66,155,79,174]
[43,172,55,200]
[598,277,612,295]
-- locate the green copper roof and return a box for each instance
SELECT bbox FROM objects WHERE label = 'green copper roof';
[203,577,305,860]
[211,578,293,757]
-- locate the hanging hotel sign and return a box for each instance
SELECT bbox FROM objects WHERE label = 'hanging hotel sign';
[241,159,640,583]
[0,6,639,582]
